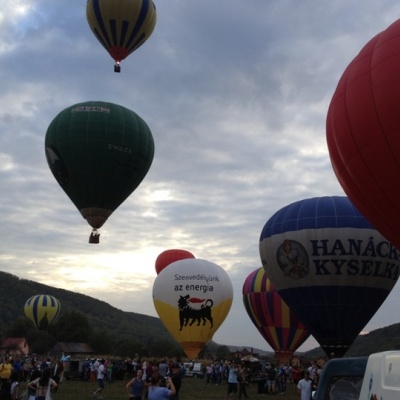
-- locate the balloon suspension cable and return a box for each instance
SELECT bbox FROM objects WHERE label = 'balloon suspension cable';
[114,61,121,73]
[89,228,100,244]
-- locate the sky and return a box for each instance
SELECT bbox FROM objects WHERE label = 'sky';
[1,0,400,354]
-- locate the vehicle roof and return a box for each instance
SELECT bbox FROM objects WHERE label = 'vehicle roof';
[314,357,368,400]
[321,357,368,375]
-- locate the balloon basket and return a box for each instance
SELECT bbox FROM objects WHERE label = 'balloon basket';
[89,229,100,244]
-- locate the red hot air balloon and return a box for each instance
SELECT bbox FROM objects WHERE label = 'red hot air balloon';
[327,19,400,249]
[242,267,309,364]
[259,196,400,357]
[155,249,195,275]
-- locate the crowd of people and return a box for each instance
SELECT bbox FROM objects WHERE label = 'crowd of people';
[0,355,62,400]
[123,359,182,400]
[0,355,184,400]
[256,361,322,398]
[0,353,325,400]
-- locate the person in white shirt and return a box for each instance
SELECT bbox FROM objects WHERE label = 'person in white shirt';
[93,359,106,398]
[297,371,312,400]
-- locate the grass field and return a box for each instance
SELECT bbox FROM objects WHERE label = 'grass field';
[18,375,298,400]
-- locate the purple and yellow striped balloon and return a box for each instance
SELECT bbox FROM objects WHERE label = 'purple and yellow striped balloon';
[242,267,309,363]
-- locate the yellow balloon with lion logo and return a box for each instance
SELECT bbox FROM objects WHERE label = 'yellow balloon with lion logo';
[152,258,233,359]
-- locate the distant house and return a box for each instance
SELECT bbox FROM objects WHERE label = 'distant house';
[50,342,94,358]
[0,338,29,356]
[235,348,260,359]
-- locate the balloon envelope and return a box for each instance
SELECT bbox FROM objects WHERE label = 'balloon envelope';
[259,196,400,357]
[86,0,157,67]
[153,258,233,359]
[155,249,195,275]
[24,294,61,329]
[242,267,309,363]
[45,101,154,241]
[327,19,400,249]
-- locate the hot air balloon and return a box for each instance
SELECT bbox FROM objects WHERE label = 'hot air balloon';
[45,101,154,243]
[24,294,61,330]
[242,267,309,363]
[86,0,157,72]
[153,258,233,359]
[155,249,195,275]
[259,196,400,357]
[327,19,400,250]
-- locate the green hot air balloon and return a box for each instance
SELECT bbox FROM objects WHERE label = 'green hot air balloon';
[45,101,155,243]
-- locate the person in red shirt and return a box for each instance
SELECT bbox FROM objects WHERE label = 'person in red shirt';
[292,365,302,386]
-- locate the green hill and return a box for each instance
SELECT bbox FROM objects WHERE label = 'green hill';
[299,324,400,360]
[0,271,174,350]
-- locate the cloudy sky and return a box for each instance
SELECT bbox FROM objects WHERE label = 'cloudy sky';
[1,0,400,353]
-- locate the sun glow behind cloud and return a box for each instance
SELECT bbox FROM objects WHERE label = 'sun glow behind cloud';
[21,249,162,315]
[1,2,37,33]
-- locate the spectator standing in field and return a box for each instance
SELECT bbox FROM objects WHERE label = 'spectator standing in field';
[225,362,238,400]
[125,359,134,381]
[51,357,64,392]
[311,370,319,394]
[297,371,312,400]
[83,359,91,381]
[21,359,30,382]
[148,373,176,400]
[11,358,22,382]
[146,362,154,382]
[206,364,213,384]
[265,365,277,394]
[27,369,41,400]
[0,357,13,388]
[107,360,114,384]
[90,359,98,382]
[170,364,182,400]
[142,362,148,381]
[93,359,106,398]
[292,364,302,386]
[9,371,19,400]
[279,364,287,393]
[27,368,57,400]
[126,368,146,400]
[237,364,249,399]
[132,358,139,377]
[222,361,229,382]
[214,362,222,385]
[215,360,225,385]
[158,360,168,378]
[287,364,293,383]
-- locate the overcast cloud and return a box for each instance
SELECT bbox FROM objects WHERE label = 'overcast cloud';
[1,0,400,353]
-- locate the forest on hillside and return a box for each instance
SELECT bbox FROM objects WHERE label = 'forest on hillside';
[0,271,184,356]
[1,271,400,359]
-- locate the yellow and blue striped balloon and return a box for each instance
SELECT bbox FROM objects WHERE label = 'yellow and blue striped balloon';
[86,0,157,67]
[24,295,61,329]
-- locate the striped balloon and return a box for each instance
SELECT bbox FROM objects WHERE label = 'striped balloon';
[24,295,61,329]
[86,0,157,69]
[242,267,309,363]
